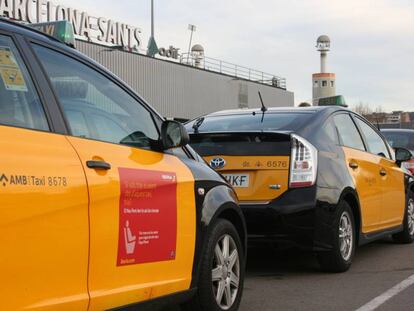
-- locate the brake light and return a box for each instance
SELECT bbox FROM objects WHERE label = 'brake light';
[403,159,414,174]
[289,134,318,188]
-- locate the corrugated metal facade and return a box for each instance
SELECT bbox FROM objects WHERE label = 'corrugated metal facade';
[76,40,294,119]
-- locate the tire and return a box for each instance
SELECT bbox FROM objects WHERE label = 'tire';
[317,201,356,273]
[182,219,245,311]
[392,190,414,244]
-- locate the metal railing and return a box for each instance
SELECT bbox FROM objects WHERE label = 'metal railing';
[179,53,286,90]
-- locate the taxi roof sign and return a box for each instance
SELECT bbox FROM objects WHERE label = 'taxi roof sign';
[318,95,348,108]
[30,21,75,48]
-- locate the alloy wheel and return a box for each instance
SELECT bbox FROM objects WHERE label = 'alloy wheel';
[339,211,353,261]
[211,234,240,310]
[408,199,414,236]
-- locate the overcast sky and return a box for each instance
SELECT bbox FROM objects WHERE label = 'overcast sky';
[60,0,414,112]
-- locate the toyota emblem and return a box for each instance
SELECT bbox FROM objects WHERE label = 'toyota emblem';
[210,157,226,170]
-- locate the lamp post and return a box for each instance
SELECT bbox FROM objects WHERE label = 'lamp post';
[151,0,154,38]
[147,0,158,57]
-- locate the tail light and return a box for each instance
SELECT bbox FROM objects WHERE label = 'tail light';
[289,134,318,188]
[403,159,414,175]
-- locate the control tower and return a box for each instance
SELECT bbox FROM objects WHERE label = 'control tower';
[312,35,336,105]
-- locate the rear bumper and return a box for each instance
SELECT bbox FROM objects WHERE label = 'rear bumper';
[240,186,333,251]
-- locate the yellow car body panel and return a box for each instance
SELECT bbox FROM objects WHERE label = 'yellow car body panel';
[203,155,290,202]
[204,148,405,236]
[343,147,405,233]
[379,157,406,228]
[0,126,89,310]
[66,137,196,311]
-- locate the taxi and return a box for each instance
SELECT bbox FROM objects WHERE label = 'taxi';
[0,19,246,311]
[186,106,414,272]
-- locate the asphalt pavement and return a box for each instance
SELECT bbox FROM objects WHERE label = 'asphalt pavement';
[162,237,414,311]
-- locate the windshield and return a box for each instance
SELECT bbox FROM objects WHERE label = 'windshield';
[186,112,312,133]
[382,131,414,151]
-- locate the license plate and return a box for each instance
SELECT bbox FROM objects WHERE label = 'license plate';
[223,174,250,188]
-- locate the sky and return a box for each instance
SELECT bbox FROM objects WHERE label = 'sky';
[58,0,414,112]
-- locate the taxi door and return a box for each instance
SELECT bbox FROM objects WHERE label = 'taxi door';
[353,116,405,230]
[0,35,89,310]
[334,113,383,233]
[379,157,405,227]
[32,44,196,310]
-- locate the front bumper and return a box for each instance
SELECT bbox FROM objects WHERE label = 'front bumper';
[240,186,332,250]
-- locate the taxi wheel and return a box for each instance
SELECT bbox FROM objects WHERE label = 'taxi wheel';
[392,190,414,244]
[317,201,355,273]
[183,218,244,311]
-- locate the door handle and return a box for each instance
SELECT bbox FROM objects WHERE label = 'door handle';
[86,160,111,170]
[349,162,359,169]
[379,169,387,176]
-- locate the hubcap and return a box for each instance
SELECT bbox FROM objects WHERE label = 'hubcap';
[339,211,353,261]
[211,234,240,310]
[408,199,414,236]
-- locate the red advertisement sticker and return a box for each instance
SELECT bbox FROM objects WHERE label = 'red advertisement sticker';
[117,168,177,266]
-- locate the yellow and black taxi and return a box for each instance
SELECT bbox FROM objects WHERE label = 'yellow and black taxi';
[0,19,246,310]
[186,106,414,272]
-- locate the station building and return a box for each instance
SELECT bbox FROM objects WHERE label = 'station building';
[0,0,294,119]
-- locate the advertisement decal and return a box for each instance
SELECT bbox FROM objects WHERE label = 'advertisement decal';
[117,168,177,266]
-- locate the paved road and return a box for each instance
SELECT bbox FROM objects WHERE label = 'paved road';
[163,238,414,311]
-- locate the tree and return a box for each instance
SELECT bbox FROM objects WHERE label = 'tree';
[352,102,372,116]
[375,106,383,114]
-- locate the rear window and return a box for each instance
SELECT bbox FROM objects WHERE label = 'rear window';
[382,131,414,151]
[186,112,312,133]
[189,132,291,156]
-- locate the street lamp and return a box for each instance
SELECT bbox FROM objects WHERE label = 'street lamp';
[147,0,158,57]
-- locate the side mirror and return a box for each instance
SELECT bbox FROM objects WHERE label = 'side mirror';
[161,120,189,150]
[395,147,412,166]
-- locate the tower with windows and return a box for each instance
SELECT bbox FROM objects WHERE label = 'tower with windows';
[312,35,336,105]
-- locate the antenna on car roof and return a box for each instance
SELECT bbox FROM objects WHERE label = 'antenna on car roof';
[258,91,267,123]
[258,91,267,113]
[192,117,204,134]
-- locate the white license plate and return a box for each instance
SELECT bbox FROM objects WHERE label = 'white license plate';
[223,174,250,188]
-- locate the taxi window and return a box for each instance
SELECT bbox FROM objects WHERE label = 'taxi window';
[186,112,312,133]
[333,114,365,151]
[0,36,48,131]
[32,45,159,148]
[354,117,390,159]
[382,131,414,151]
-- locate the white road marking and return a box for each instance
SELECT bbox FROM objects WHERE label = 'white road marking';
[355,274,414,311]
